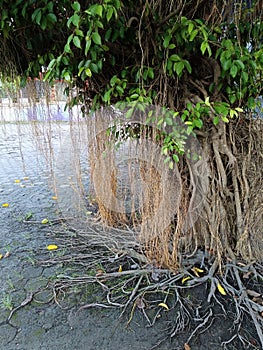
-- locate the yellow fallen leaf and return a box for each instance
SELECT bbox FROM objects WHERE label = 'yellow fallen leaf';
[23,177,29,180]
[52,196,57,200]
[14,179,20,183]
[158,302,169,310]
[191,266,204,277]
[182,276,191,284]
[2,203,9,207]
[86,211,93,215]
[4,251,10,258]
[47,244,58,251]
[118,265,123,272]
[41,218,49,224]
[217,283,227,295]
[0,254,3,259]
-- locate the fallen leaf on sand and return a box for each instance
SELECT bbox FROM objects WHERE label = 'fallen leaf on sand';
[0,254,3,259]
[14,179,20,183]
[4,251,10,258]
[47,244,58,251]
[217,283,227,295]
[158,302,169,310]
[191,266,204,277]
[184,343,191,350]
[182,276,191,284]
[41,218,49,224]
[2,203,9,207]
[52,196,58,200]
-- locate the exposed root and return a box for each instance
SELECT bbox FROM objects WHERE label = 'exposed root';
[36,224,263,349]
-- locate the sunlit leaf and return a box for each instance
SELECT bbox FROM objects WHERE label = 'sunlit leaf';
[118,265,123,272]
[217,282,227,295]
[47,244,58,251]
[158,302,169,310]
[2,203,9,207]
[41,218,49,224]
[52,196,57,200]
[14,179,20,183]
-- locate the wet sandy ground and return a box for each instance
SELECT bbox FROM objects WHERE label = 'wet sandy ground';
[0,123,260,350]
[0,123,175,350]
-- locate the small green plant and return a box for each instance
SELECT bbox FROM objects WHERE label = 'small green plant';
[1,293,13,311]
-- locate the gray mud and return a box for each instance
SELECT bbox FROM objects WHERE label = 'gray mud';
[0,123,260,350]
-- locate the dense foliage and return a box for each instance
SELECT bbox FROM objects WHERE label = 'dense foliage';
[1,1,262,112]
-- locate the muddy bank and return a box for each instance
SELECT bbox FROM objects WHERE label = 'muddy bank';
[0,123,261,350]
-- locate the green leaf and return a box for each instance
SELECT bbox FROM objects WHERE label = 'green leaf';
[221,115,229,123]
[116,85,124,95]
[71,2,80,12]
[188,22,194,35]
[47,13,57,23]
[193,118,203,128]
[110,75,118,86]
[200,41,208,55]
[73,36,81,48]
[85,68,92,77]
[64,43,71,53]
[183,60,192,73]
[235,60,245,70]
[148,68,154,79]
[169,54,181,62]
[222,59,232,71]
[172,154,179,162]
[92,32,102,45]
[40,17,47,30]
[63,71,71,82]
[36,10,42,25]
[174,61,184,76]
[32,8,41,21]
[85,39,91,55]
[72,13,80,27]
[163,35,171,48]
[189,29,198,41]
[46,2,54,12]
[106,7,114,22]
[230,65,238,78]
[90,62,98,73]
[213,116,219,125]
[95,4,103,17]
[241,71,248,83]
[75,29,84,37]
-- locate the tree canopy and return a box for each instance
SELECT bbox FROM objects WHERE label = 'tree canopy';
[0,0,262,115]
